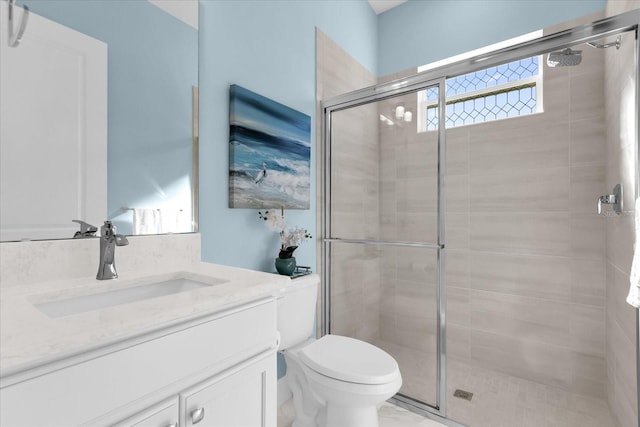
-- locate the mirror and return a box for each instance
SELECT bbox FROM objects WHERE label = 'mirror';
[0,0,198,242]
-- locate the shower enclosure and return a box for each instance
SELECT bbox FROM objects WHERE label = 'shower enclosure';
[321,9,639,426]
[324,80,446,412]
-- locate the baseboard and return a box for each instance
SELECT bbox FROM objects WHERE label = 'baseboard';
[278,375,292,407]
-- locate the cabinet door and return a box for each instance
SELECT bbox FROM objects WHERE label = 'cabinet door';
[182,354,276,427]
[0,1,107,241]
[112,397,179,427]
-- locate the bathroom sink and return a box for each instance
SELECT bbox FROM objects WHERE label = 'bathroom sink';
[34,278,226,319]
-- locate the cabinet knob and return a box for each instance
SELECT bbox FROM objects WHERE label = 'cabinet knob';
[191,407,205,424]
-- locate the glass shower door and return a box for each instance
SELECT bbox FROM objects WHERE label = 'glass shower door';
[323,81,446,413]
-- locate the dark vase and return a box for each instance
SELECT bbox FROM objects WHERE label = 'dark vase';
[275,257,296,276]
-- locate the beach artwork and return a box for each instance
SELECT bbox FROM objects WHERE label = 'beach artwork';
[229,85,311,209]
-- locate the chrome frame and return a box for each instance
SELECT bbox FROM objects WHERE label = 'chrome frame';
[322,79,446,416]
[436,76,447,415]
[323,238,442,249]
[634,16,640,427]
[323,10,640,111]
[321,8,640,425]
[321,105,332,336]
[192,86,200,233]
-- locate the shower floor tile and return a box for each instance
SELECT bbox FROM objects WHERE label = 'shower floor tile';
[446,360,616,427]
[367,337,616,426]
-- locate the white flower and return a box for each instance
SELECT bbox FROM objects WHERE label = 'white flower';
[260,210,286,232]
[258,210,312,254]
[282,227,308,248]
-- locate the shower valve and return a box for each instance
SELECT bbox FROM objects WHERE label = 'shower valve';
[597,184,623,215]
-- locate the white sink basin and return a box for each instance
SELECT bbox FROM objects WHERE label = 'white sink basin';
[34,278,226,319]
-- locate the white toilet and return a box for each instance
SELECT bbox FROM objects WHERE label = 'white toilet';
[277,274,402,427]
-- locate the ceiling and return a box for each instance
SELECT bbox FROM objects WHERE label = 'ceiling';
[368,0,408,15]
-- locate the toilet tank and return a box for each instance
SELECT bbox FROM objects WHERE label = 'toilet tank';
[277,273,320,350]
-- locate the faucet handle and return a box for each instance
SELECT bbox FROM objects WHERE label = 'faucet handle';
[72,220,98,238]
[115,234,129,246]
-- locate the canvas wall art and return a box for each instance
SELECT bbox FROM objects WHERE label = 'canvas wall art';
[229,85,311,209]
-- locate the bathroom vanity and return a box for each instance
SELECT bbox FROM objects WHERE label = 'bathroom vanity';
[0,234,289,427]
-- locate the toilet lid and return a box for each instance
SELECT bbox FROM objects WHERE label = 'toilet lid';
[299,335,399,385]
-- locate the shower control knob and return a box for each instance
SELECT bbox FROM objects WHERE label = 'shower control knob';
[597,184,623,215]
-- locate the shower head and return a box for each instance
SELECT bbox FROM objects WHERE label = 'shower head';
[546,48,582,67]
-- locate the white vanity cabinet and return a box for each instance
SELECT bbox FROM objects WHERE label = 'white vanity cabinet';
[112,397,180,427]
[181,355,274,427]
[0,297,277,427]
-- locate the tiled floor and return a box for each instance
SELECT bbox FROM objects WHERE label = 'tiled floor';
[278,360,617,427]
[446,360,617,427]
[277,399,446,427]
[368,335,617,427]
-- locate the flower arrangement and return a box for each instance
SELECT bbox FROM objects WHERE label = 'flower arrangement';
[259,209,312,259]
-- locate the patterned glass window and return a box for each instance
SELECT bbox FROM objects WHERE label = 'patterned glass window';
[420,56,542,131]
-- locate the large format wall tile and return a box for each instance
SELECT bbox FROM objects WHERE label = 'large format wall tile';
[570,72,605,122]
[470,212,571,256]
[469,252,572,300]
[469,167,569,212]
[445,213,469,250]
[470,329,574,390]
[469,122,570,174]
[445,130,469,176]
[571,257,606,307]
[446,249,469,289]
[570,165,606,212]
[570,213,606,259]
[570,118,606,166]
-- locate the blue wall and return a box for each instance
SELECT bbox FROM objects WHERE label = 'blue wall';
[377,0,607,76]
[198,0,377,273]
[24,0,198,235]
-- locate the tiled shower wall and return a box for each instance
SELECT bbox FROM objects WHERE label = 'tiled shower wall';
[605,2,639,426]
[315,30,380,342]
[444,49,608,397]
[374,35,611,404]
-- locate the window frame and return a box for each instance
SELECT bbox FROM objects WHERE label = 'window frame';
[418,55,544,132]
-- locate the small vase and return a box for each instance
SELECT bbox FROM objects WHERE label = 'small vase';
[275,257,296,276]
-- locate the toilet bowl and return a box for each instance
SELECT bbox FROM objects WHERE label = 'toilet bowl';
[277,274,402,427]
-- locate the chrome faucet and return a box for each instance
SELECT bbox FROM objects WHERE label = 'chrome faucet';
[97,221,129,280]
[72,220,98,238]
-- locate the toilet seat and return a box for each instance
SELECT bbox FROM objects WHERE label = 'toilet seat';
[299,335,399,385]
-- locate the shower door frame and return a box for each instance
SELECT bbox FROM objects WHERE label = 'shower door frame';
[321,8,640,425]
[322,78,449,417]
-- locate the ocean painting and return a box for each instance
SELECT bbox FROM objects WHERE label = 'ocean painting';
[229,85,311,209]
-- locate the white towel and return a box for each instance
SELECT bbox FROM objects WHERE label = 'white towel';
[627,197,640,308]
[133,208,159,235]
[158,209,179,234]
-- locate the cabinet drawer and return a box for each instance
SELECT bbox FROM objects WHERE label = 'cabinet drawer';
[112,397,179,427]
[0,298,276,427]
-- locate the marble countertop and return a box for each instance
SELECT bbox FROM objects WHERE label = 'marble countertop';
[0,262,291,376]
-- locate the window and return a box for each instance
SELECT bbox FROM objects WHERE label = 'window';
[419,56,543,131]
